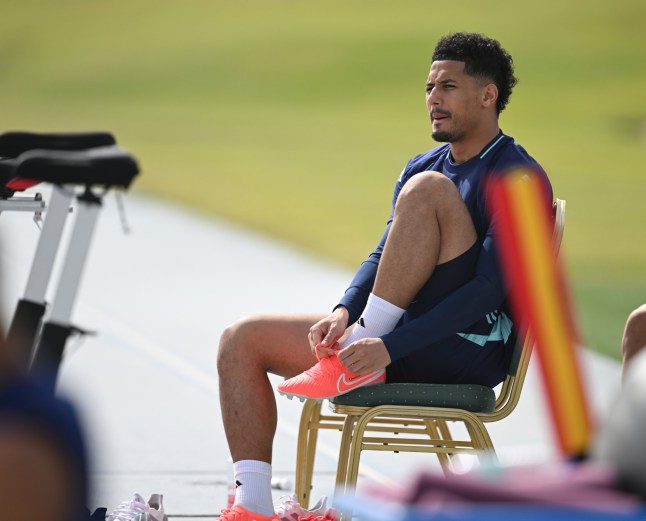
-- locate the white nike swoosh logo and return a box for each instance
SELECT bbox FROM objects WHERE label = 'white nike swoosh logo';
[336,369,385,394]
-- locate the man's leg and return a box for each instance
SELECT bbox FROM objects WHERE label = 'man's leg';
[374,170,476,308]
[217,314,322,515]
[341,170,476,347]
[621,304,646,379]
[278,171,478,400]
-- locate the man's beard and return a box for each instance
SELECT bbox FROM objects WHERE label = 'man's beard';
[431,122,465,143]
[432,129,456,142]
[430,110,463,143]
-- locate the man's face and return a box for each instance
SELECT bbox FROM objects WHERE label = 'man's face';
[425,60,490,143]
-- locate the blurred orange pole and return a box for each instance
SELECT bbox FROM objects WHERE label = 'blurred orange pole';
[488,169,593,457]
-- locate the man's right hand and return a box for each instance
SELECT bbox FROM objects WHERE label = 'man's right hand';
[308,307,350,359]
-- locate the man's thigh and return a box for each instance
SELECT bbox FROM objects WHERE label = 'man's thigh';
[230,313,325,378]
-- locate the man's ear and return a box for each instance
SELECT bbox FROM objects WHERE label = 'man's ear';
[482,83,498,108]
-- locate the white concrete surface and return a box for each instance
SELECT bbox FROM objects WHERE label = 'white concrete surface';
[0,189,622,518]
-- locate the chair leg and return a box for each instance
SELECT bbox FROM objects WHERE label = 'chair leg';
[438,420,473,474]
[295,399,321,508]
[334,414,357,498]
[346,406,405,489]
[423,420,452,474]
[338,413,368,521]
[463,417,497,465]
[303,402,323,508]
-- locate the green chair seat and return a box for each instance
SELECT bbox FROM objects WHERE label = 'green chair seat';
[331,382,496,413]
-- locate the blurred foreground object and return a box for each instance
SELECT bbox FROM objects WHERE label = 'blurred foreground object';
[334,460,646,521]
[594,349,646,498]
[0,376,88,521]
[487,168,593,457]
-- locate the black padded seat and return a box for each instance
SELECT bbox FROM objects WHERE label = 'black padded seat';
[0,158,17,184]
[331,382,496,413]
[15,146,139,189]
[0,131,116,158]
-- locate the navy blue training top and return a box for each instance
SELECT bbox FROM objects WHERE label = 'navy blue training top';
[337,131,553,362]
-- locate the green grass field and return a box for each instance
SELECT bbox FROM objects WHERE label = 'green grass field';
[1,0,644,360]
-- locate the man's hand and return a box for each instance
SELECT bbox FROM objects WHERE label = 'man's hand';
[308,307,349,359]
[338,338,391,374]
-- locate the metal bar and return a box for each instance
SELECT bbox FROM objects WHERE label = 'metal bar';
[48,195,100,324]
[23,186,74,302]
[0,196,46,213]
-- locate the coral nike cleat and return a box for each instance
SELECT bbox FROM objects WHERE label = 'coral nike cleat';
[277,354,385,401]
[219,505,280,521]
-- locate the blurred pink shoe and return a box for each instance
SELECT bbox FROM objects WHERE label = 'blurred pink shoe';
[219,505,280,521]
[274,494,335,521]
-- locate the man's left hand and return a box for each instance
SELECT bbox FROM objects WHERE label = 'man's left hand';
[338,338,391,374]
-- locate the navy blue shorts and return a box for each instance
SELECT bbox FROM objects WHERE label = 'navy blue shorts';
[386,243,511,388]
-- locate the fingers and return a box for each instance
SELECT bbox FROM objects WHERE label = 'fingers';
[308,324,324,349]
[340,352,365,374]
[309,319,342,349]
[338,339,390,374]
[309,319,342,361]
[309,320,333,347]
[315,345,337,360]
[337,345,356,368]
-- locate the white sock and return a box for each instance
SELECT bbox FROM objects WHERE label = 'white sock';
[233,459,274,516]
[341,293,405,348]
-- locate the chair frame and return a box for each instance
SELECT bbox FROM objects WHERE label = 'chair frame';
[294,199,566,509]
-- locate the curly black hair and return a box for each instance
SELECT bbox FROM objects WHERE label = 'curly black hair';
[432,32,518,115]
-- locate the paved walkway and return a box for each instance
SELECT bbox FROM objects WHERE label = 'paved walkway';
[0,190,622,519]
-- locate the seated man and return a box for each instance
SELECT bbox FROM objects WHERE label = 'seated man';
[217,32,553,521]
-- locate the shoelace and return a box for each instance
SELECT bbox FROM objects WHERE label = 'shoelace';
[302,355,338,378]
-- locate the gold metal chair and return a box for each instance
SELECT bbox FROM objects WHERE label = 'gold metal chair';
[294,199,566,510]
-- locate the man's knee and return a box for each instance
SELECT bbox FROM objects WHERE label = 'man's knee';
[217,315,263,372]
[623,304,646,365]
[396,171,456,210]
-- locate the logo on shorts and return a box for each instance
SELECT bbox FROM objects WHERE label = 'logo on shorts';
[358,317,366,328]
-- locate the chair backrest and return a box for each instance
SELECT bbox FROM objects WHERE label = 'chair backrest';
[484,198,566,422]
